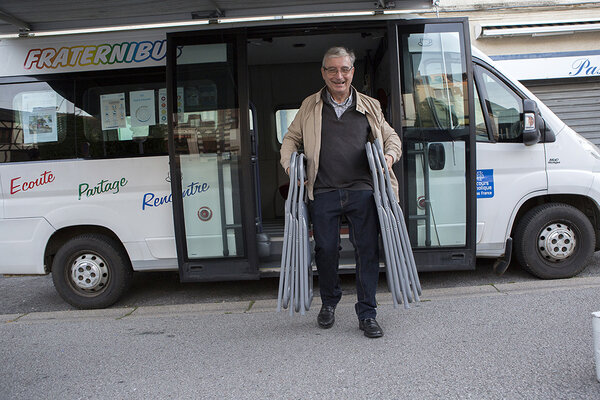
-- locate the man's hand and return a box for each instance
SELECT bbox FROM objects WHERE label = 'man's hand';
[286,167,307,186]
[385,154,394,171]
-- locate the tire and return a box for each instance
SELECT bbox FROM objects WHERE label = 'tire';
[513,203,595,279]
[52,234,133,309]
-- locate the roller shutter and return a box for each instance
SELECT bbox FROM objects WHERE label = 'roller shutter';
[526,81,600,146]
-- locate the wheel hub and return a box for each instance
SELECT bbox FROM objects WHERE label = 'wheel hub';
[538,223,576,261]
[70,254,109,291]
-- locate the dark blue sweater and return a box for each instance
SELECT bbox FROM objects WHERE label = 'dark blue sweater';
[314,92,373,194]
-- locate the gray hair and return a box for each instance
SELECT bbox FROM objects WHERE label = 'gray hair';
[322,47,356,68]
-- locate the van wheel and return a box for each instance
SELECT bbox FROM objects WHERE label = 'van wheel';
[514,203,594,279]
[52,234,133,309]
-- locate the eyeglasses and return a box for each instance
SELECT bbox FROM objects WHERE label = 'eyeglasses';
[323,66,354,76]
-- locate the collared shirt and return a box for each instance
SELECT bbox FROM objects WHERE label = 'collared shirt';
[326,89,353,119]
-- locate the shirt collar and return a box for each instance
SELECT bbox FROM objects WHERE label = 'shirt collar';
[326,89,353,108]
[316,86,366,115]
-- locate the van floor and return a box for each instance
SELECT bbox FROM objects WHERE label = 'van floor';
[258,218,362,277]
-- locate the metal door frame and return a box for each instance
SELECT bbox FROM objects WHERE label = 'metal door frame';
[388,18,477,271]
[166,29,259,282]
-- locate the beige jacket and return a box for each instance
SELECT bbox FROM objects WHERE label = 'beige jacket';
[280,87,402,200]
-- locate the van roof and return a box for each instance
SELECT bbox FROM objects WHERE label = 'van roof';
[0,1,431,36]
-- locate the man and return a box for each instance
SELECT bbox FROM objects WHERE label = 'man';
[280,46,402,338]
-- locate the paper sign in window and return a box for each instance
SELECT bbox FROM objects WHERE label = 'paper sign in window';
[100,93,126,130]
[130,90,156,127]
[158,87,184,124]
[22,92,58,144]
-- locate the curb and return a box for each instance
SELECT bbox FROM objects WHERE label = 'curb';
[3,276,600,324]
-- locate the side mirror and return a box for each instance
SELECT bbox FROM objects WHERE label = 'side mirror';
[522,99,541,146]
[428,143,446,170]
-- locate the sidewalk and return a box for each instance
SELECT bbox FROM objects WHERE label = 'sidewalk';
[2,277,600,399]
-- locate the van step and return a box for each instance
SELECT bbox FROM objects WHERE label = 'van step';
[258,259,387,278]
[268,233,355,258]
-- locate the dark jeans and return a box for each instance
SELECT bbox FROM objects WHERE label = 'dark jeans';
[309,189,380,320]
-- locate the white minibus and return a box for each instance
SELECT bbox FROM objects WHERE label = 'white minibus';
[1,15,598,308]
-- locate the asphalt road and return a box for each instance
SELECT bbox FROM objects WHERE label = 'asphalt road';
[2,276,600,399]
[2,253,600,314]
[2,255,600,398]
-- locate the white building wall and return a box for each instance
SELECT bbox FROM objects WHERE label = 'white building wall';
[417,0,600,57]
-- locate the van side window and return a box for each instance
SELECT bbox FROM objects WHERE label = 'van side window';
[77,80,167,158]
[0,81,76,163]
[474,83,490,142]
[476,66,523,142]
[78,71,168,159]
[275,108,299,144]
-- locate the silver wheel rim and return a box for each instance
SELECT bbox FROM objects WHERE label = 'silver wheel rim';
[538,222,576,262]
[69,253,109,293]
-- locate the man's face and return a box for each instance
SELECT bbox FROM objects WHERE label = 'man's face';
[321,56,354,100]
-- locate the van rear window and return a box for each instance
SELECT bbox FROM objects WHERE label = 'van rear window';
[275,108,299,144]
[0,81,76,163]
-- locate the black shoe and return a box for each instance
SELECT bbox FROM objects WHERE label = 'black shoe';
[317,305,336,329]
[359,318,384,338]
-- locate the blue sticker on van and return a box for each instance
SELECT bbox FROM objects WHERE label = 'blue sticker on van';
[476,169,494,198]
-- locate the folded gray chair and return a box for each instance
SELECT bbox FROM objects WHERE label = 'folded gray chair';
[297,154,313,313]
[366,142,405,308]
[374,140,422,300]
[366,139,422,309]
[277,152,313,314]
[277,152,297,312]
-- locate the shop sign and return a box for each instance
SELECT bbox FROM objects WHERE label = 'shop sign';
[492,52,600,80]
[569,58,600,77]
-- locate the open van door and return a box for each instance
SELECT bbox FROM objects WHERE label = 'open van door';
[166,30,259,282]
[389,18,477,271]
